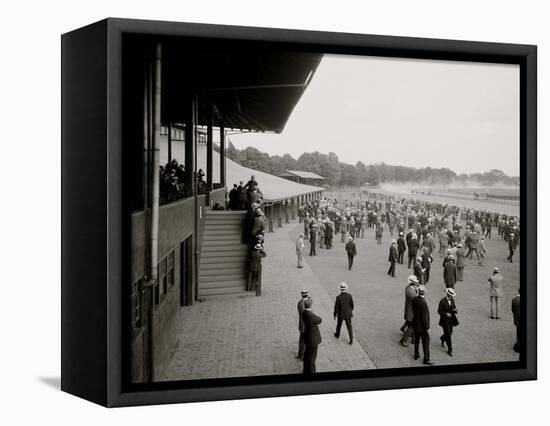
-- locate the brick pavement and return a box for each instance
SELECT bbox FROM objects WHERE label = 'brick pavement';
[158,220,375,381]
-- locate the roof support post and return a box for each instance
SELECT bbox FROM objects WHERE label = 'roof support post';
[206,102,214,195]
[285,199,290,224]
[184,97,195,197]
[219,122,226,188]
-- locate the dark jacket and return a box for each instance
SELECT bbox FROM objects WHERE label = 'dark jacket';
[302,310,322,347]
[407,239,420,256]
[413,262,424,284]
[249,249,266,272]
[388,245,398,262]
[438,297,458,327]
[297,298,307,332]
[421,252,433,270]
[397,237,406,253]
[404,284,418,321]
[412,296,430,333]
[511,295,520,326]
[443,261,457,287]
[345,241,357,256]
[334,292,354,320]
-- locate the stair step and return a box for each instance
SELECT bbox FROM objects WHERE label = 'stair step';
[199,261,244,269]
[200,255,248,264]
[203,226,243,233]
[199,264,248,277]
[201,248,249,255]
[198,280,248,289]
[206,211,247,216]
[202,240,249,247]
[199,273,247,283]
[199,289,254,298]
[203,234,242,241]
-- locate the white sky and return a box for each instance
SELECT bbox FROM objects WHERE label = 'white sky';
[229,54,520,176]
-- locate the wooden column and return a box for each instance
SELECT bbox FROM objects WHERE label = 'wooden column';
[206,102,213,193]
[285,199,290,224]
[219,122,226,187]
[268,204,274,232]
[277,202,282,228]
[291,197,296,220]
[184,99,195,196]
[167,122,172,163]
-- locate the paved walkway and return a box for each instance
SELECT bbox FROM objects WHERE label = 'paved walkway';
[158,220,375,381]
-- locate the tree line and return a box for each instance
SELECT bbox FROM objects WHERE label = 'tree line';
[222,141,519,187]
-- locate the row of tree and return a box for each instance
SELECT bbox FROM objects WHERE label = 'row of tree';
[223,141,519,187]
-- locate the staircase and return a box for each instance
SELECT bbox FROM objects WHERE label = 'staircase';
[198,210,252,298]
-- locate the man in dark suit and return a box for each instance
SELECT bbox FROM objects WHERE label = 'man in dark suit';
[333,282,354,344]
[397,232,406,264]
[507,234,518,262]
[228,184,238,210]
[438,288,458,356]
[345,236,357,270]
[387,240,398,277]
[443,255,457,289]
[407,235,420,268]
[511,289,520,353]
[297,290,310,360]
[237,181,246,210]
[303,298,322,374]
[412,285,434,365]
[420,248,433,284]
[248,244,266,294]
[413,256,424,285]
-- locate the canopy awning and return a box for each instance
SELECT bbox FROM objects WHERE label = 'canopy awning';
[159,40,322,132]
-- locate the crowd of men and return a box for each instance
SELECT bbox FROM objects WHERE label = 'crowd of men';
[293,192,520,372]
[227,175,269,295]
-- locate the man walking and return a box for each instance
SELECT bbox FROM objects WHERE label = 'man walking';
[296,233,305,268]
[397,232,406,264]
[388,240,398,278]
[489,267,504,319]
[296,290,309,360]
[443,255,457,289]
[413,256,424,285]
[438,288,458,356]
[333,282,354,344]
[303,298,322,374]
[309,220,318,256]
[345,236,357,270]
[456,243,466,282]
[420,248,433,284]
[407,234,420,268]
[507,234,518,262]
[511,289,520,353]
[412,285,434,365]
[248,244,267,295]
[400,275,420,347]
[479,236,487,266]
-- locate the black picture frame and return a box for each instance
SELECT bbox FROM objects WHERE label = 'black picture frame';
[61,18,537,407]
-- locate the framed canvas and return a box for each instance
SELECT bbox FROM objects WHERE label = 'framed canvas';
[61,18,537,407]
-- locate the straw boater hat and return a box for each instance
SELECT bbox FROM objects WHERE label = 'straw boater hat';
[392,239,396,244]
[339,282,349,292]
[408,275,419,284]
[493,267,500,273]
[446,288,456,297]
[254,244,262,249]
[301,290,309,298]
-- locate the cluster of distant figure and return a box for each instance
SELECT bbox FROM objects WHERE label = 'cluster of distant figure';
[292,192,521,372]
[159,159,210,204]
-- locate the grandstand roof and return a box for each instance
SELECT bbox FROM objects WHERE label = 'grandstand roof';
[279,170,326,180]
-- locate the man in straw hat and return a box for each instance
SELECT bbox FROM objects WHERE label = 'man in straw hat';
[296,233,305,269]
[296,290,310,360]
[489,267,504,319]
[400,275,420,347]
[302,297,322,374]
[438,287,459,356]
[248,243,266,294]
[412,285,434,365]
[333,282,355,345]
[345,235,357,270]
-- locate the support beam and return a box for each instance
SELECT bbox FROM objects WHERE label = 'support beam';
[277,202,282,228]
[206,102,213,193]
[184,99,195,197]
[285,199,289,224]
[167,122,172,163]
[220,123,226,187]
